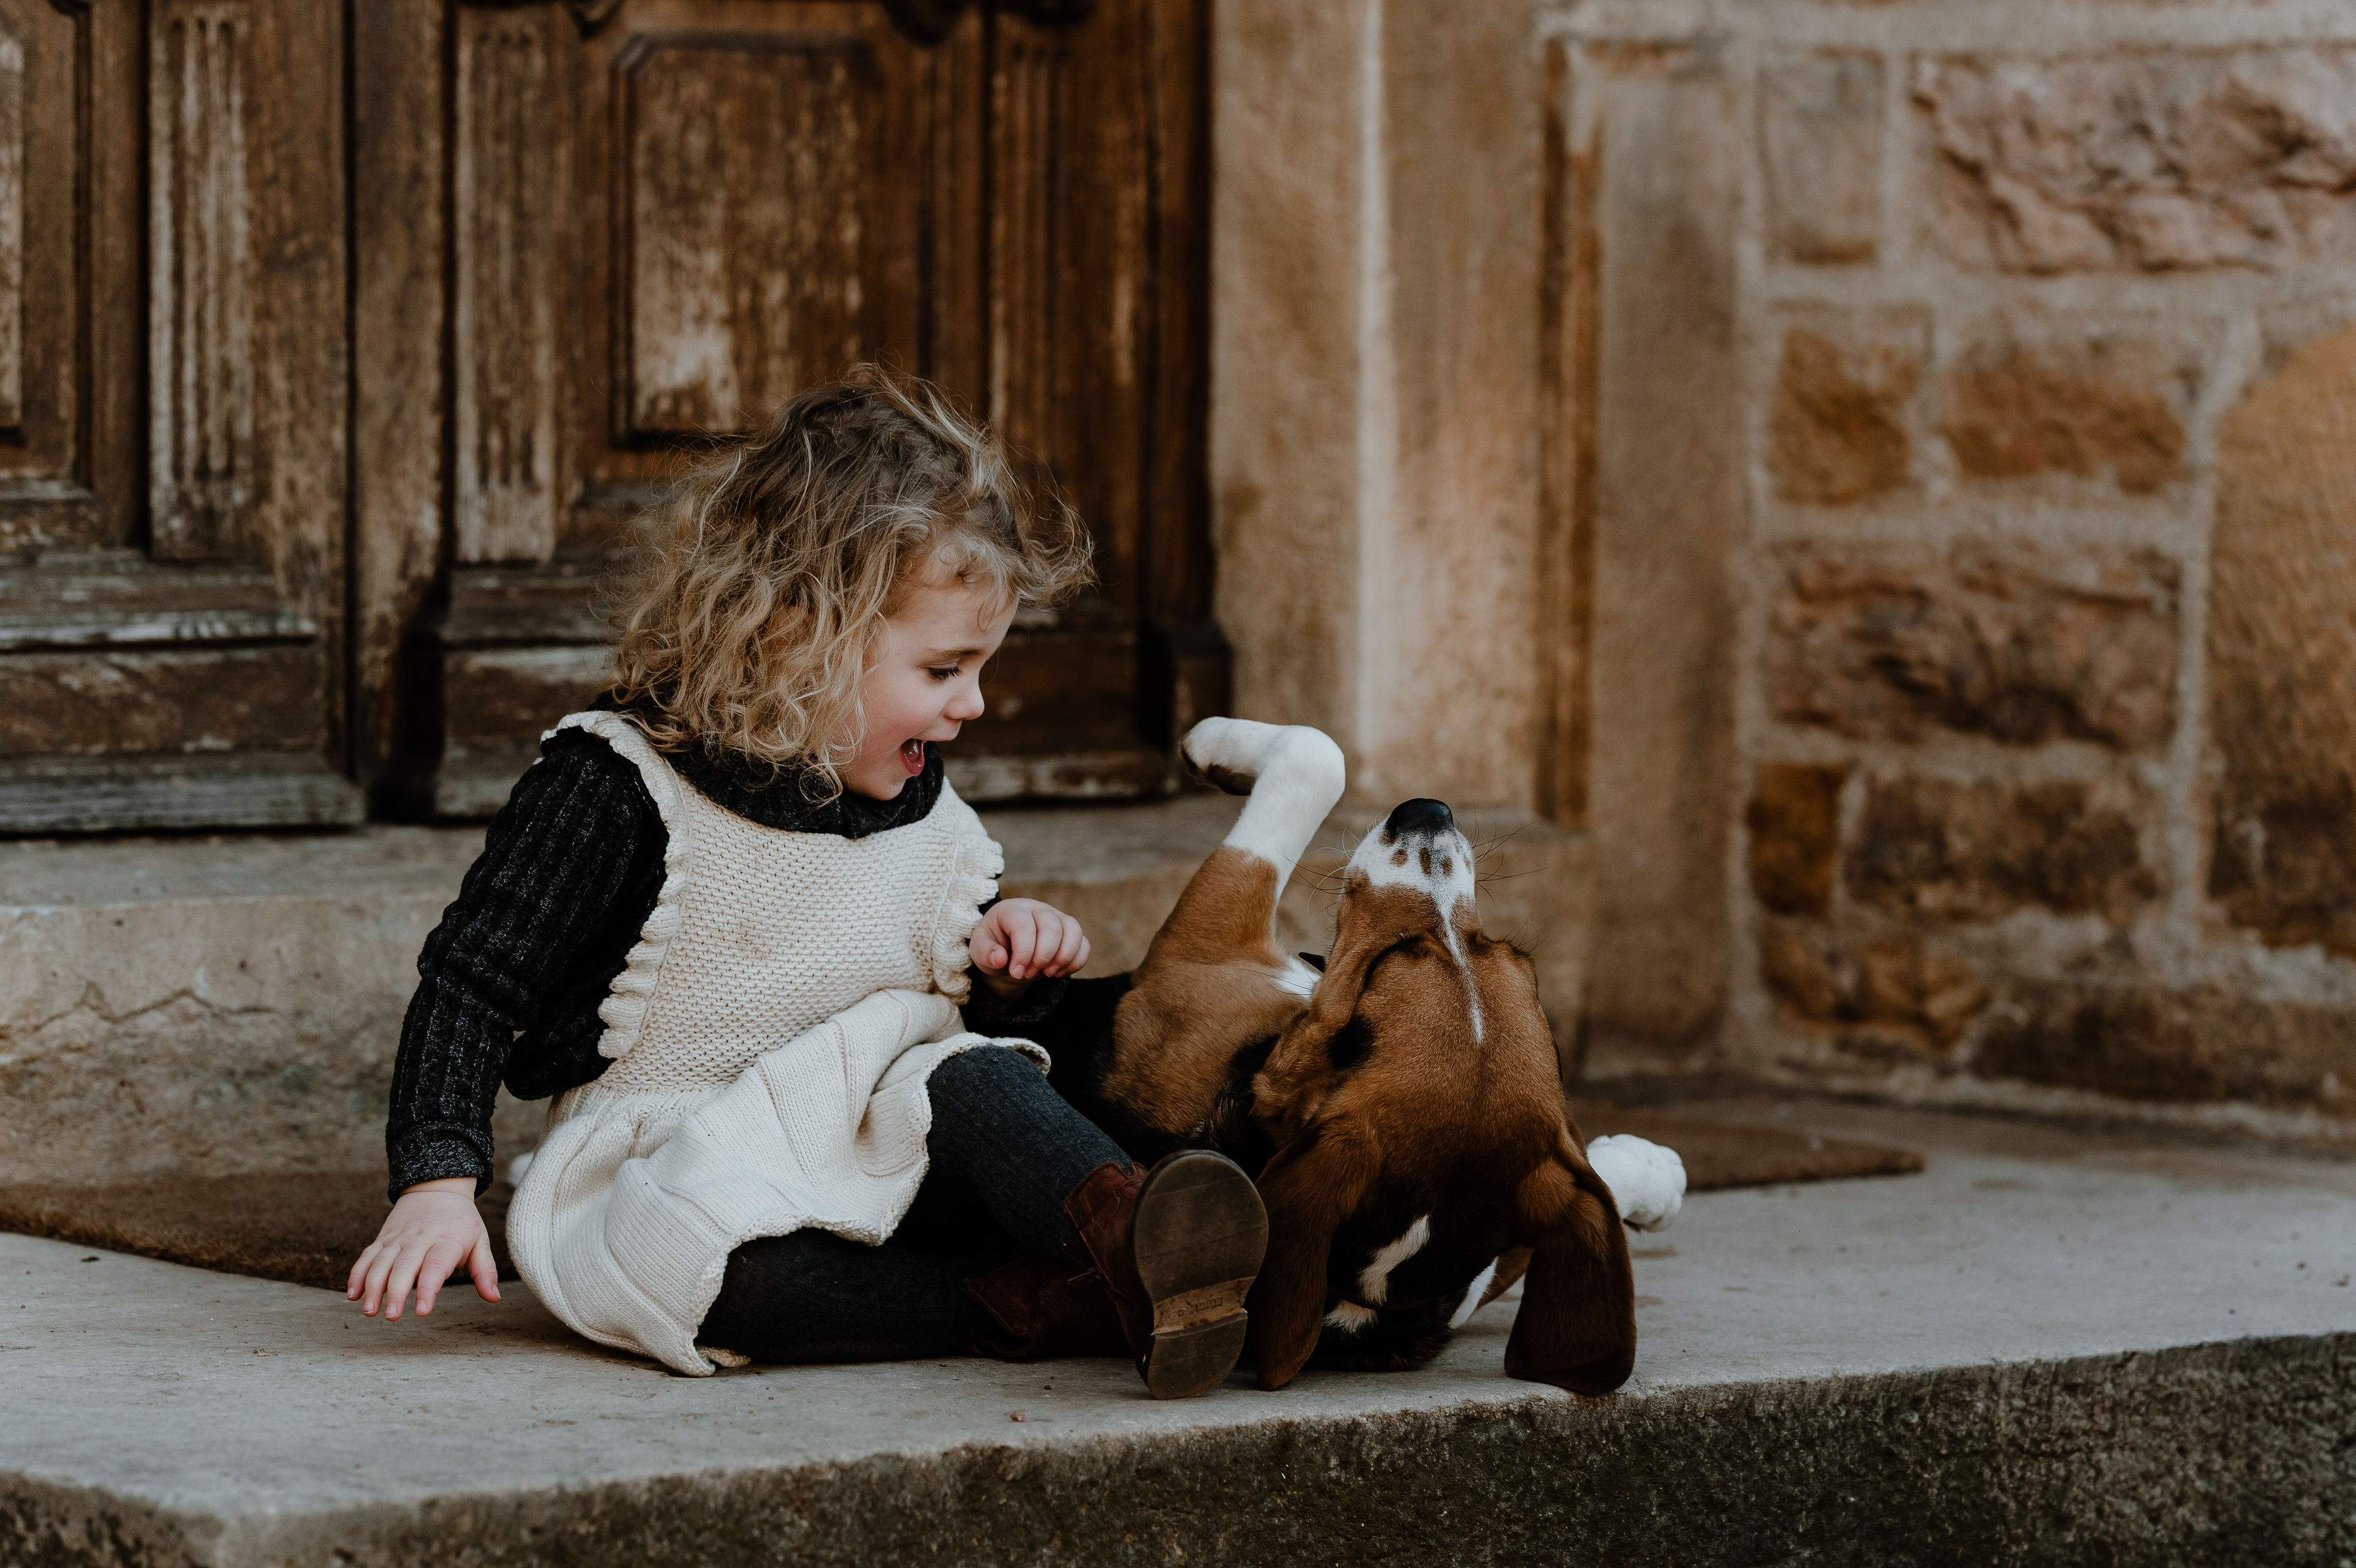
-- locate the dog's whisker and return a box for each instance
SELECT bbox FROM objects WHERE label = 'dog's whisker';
[1465,821,1536,870]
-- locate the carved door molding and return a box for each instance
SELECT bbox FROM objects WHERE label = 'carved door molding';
[0,0,356,832]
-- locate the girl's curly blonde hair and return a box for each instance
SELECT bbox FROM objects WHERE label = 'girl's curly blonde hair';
[611,366,1093,793]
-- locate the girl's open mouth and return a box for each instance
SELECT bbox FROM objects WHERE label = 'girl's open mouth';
[900,738,927,775]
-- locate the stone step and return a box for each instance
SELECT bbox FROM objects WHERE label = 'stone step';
[0,798,1590,1186]
[3,1099,2349,1567]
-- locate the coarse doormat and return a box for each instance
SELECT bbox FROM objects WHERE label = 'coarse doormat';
[1579,1108,1924,1192]
[0,1171,518,1292]
[0,1114,1918,1292]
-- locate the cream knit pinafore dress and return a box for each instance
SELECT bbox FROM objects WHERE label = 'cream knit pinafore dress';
[505,711,1044,1376]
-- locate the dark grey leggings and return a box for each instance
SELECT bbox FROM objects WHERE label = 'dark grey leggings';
[695,1045,1130,1364]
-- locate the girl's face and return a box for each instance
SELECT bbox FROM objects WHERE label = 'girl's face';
[840,567,1016,800]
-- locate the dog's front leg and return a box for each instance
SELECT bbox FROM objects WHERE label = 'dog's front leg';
[1181,719,1347,904]
[1104,720,1346,1145]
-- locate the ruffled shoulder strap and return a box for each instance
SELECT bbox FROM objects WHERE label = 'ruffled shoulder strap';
[546,711,694,1061]
[922,778,1003,1003]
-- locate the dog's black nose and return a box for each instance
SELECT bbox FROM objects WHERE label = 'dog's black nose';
[1384,798,1455,838]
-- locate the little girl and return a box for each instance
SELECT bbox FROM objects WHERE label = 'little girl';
[348,369,1267,1399]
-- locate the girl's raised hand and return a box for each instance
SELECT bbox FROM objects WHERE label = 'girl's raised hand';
[971,897,1091,997]
[348,1177,502,1321]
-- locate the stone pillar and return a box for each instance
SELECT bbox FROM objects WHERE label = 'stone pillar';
[1209,0,1546,811]
[1560,33,1745,1054]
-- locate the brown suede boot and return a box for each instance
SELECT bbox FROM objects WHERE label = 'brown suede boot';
[1065,1151,1269,1399]
[960,1253,1129,1361]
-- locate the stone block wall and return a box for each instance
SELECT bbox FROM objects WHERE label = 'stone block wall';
[1555,0,2356,1136]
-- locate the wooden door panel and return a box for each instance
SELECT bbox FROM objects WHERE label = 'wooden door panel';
[570,0,927,491]
[0,0,1217,831]
[0,0,109,553]
[349,0,446,811]
[948,0,1223,776]
[373,0,1217,821]
[151,0,346,583]
[983,10,1149,607]
[439,643,619,816]
[618,33,884,437]
[0,0,356,832]
[0,560,302,645]
[976,627,1140,750]
[984,22,1072,474]
[148,3,255,560]
[454,3,567,565]
[414,0,934,813]
[0,647,326,755]
[1,5,27,444]
[413,1,585,811]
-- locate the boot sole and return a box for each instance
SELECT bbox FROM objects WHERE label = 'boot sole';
[1141,1314,1252,1400]
[1130,1150,1268,1398]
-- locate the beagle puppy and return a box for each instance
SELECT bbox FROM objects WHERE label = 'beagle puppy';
[1044,719,1645,1395]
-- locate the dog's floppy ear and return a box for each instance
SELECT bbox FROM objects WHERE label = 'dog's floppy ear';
[1253,925,1401,1128]
[1501,1135,1636,1395]
[1246,1116,1379,1391]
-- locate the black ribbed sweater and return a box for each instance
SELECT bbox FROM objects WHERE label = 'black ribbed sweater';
[383,721,1062,1202]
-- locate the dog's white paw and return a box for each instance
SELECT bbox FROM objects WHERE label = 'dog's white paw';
[1182,718,1344,802]
[1188,718,1346,875]
[1586,1134,1686,1232]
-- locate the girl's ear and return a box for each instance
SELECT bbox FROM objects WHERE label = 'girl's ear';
[1501,1136,1637,1395]
[1246,1116,1380,1391]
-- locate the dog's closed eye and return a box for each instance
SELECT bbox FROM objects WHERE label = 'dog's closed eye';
[1325,1016,1372,1072]
[1298,952,1327,972]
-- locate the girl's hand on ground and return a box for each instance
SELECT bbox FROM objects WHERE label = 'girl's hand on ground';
[971,898,1091,997]
[348,1178,501,1320]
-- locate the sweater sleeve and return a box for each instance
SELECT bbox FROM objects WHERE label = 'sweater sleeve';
[384,732,660,1202]
[957,972,1074,1037]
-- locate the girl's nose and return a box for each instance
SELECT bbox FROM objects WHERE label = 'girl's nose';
[945,681,986,722]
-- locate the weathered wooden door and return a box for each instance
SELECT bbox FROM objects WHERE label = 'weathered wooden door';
[1,0,1213,834]
[0,0,356,831]
[358,0,1218,820]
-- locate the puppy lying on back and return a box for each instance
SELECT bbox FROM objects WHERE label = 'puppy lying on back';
[1041,719,1679,1393]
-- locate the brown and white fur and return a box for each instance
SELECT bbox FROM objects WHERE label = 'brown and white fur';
[1043,718,1643,1395]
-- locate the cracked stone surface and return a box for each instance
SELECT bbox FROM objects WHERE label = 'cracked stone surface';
[1846,773,2159,927]
[0,830,488,1185]
[1766,548,2180,753]
[1918,50,2356,274]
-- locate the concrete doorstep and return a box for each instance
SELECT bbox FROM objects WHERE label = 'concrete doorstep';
[0,799,1592,1188]
[4,1100,2353,1568]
